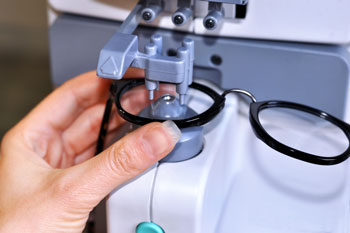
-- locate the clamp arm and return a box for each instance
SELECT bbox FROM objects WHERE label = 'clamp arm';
[96,1,194,104]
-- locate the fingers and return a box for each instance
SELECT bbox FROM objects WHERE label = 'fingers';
[124,67,144,78]
[20,71,110,133]
[54,83,176,167]
[71,126,128,165]
[58,121,181,206]
[18,68,144,133]
[60,104,119,160]
[11,69,145,167]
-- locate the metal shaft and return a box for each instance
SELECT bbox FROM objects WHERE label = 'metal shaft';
[118,1,145,34]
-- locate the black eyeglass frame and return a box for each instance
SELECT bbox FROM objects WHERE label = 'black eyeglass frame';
[249,100,350,165]
[97,78,350,166]
[114,78,226,128]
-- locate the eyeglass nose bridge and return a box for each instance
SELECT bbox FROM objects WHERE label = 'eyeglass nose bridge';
[222,88,257,103]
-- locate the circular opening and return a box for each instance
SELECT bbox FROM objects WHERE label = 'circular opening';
[211,55,222,66]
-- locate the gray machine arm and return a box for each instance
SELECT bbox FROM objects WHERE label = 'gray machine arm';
[97,0,245,102]
[97,0,194,104]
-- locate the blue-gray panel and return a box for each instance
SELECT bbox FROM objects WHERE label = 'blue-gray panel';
[49,14,349,119]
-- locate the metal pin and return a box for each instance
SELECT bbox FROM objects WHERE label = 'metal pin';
[151,34,163,54]
[180,94,186,105]
[149,90,154,100]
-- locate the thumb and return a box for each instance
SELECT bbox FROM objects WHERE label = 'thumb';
[59,121,181,207]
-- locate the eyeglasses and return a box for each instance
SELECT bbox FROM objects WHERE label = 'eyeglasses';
[96,78,350,166]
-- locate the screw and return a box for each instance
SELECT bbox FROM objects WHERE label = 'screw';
[205,18,216,29]
[173,15,184,25]
[149,90,154,100]
[142,11,153,21]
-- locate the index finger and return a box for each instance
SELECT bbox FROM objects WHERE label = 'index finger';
[21,71,110,132]
[21,68,144,132]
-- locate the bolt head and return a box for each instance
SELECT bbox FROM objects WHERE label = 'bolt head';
[173,15,184,25]
[205,18,216,29]
[142,11,153,21]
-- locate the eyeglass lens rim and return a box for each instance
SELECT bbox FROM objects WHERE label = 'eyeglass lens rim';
[249,100,350,165]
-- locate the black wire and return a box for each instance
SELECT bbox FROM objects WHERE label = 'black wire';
[95,96,113,155]
[95,82,118,155]
[87,83,118,233]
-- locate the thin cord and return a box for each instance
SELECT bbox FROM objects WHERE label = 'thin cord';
[149,163,160,222]
[87,83,118,233]
[95,82,118,155]
[95,95,114,155]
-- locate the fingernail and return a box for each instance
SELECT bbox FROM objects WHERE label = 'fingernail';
[162,120,181,142]
[142,121,181,158]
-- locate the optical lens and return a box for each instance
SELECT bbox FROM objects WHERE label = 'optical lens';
[258,107,349,157]
[119,82,215,120]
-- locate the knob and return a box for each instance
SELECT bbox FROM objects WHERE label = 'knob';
[141,5,162,22]
[172,7,192,26]
[203,9,223,30]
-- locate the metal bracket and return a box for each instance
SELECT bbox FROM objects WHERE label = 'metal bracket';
[96,1,194,104]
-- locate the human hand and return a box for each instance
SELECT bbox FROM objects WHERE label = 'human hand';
[0,70,181,233]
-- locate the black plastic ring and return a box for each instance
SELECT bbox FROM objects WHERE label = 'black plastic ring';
[249,100,350,165]
[114,79,226,128]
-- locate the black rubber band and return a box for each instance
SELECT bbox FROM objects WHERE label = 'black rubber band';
[95,82,119,155]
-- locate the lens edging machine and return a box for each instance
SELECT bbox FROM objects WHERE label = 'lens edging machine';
[48,0,350,232]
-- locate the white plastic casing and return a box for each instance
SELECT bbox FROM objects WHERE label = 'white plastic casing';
[48,0,350,44]
[46,1,350,231]
[107,166,157,232]
[106,81,350,233]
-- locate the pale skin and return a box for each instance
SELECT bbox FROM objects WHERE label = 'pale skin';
[0,69,181,233]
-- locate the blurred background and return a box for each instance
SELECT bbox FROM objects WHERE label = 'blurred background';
[0,0,52,139]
